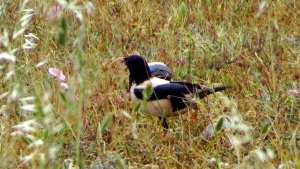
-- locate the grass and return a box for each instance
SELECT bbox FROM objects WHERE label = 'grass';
[0,0,299,168]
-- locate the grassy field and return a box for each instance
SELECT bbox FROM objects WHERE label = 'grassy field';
[0,0,299,168]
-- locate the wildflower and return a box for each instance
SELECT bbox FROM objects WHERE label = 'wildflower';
[22,33,39,50]
[287,88,300,95]
[44,4,62,21]
[60,82,69,90]
[22,39,37,49]
[48,68,66,81]
[48,68,71,91]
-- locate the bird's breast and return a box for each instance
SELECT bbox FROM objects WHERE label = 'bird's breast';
[146,99,173,117]
[130,77,173,116]
[130,84,138,102]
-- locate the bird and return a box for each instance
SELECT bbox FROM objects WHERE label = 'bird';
[115,61,172,104]
[118,55,228,129]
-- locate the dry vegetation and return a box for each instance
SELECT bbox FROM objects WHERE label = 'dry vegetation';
[0,0,299,168]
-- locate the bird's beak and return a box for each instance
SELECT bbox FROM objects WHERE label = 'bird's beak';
[116,57,125,63]
[111,57,125,66]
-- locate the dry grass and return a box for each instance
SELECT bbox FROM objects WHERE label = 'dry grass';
[0,0,299,168]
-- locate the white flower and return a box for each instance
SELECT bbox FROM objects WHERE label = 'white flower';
[22,39,37,49]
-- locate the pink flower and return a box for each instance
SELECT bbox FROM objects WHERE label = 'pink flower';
[60,82,69,90]
[48,68,70,91]
[287,88,300,95]
[44,5,61,21]
[48,68,66,81]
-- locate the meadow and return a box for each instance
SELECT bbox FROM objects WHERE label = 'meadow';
[0,0,299,168]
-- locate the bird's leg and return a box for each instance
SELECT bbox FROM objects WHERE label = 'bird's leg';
[159,117,169,129]
[162,119,169,129]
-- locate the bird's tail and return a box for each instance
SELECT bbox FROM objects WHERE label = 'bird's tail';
[213,86,228,92]
[198,86,229,98]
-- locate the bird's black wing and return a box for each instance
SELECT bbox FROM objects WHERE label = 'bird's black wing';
[170,81,210,91]
[134,82,208,111]
[169,82,227,98]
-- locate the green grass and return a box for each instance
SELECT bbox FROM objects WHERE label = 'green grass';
[0,0,299,168]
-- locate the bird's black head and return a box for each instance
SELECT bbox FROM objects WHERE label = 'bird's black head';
[121,55,151,86]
